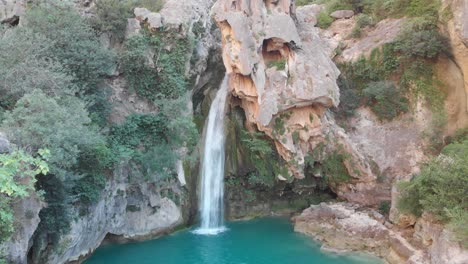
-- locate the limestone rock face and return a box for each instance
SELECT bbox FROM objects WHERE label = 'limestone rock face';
[0,194,44,264]
[0,0,24,24]
[134,8,162,31]
[0,132,10,153]
[293,203,468,264]
[330,10,354,19]
[294,203,390,256]
[440,0,468,132]
[341,18,406,62]
[159,0,215,31]
[43,176,184,264]
[212,1,381,204]
[212,0,338,170]
[414,213,468,264]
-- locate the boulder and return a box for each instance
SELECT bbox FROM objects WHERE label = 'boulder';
[0,132,10,154]
[330,10,354,19]
[134,7,151,20]
[125,18,141,38]
[146,12,162,30]
[133,8,162,31]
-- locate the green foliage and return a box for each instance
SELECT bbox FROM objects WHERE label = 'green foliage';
[120,31,194,100]
[378,201,391,215]
[109,113,167,153]
[0,28,75,105]
[363,81,409,120]
[394,29,445,60]
[267,59,287,71]
[2,90,103,178]
[316,11,334,29]
[0,149,49,197]
[91,0,134,41]
[120,35,158,99]
[24,0,116,92]
[295,0,315,6]
[349,14,375,38]
[71,173,106,205]
[137,144,178,180]
[34,174,71,246]
[398,138,468,247]
[334,75,362,118]
[240,130,277,188]
[0,199,13,244]
[23,0,116,123]
[136,0,165,11]
[108,97,198,180]
[0,149,49,243]
[321,149,351,186]
[273,112,291,137]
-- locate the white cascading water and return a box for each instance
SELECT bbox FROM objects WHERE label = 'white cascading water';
[193,75,229,235]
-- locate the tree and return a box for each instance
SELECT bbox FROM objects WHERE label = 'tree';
[0,28,75,108]
[2,90,103,178]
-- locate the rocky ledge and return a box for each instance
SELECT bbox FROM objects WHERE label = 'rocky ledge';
[293,203,468,264]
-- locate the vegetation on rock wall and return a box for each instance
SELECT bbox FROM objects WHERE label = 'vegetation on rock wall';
[120,30,194,100]
[0,0,198,260]
[0,149,49,243]
[335,9,446,122]
[398,132,468,247]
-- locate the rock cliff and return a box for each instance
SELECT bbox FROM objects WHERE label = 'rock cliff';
[212,0,380,205]
[0,0,219,263]
[294,203,468,264]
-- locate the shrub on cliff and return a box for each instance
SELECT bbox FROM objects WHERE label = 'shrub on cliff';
[23,0,116,125]
[91,0,134,41]
[0,28,75,109]
[1,90,103,178]
[363,81,408,121]
[0,149,49,243]
[120,31,193,100]
[398,138,468,247]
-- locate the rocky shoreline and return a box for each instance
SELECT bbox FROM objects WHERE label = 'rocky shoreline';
[293,202,468,264]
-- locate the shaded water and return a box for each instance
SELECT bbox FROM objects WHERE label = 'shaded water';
[85,217,382,264]
[195,76,229,235]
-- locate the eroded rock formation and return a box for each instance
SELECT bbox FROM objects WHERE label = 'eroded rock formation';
[294,203,468,264]
[213,0,380,205]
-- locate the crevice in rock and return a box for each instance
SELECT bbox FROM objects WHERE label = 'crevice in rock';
[1,15,19,26]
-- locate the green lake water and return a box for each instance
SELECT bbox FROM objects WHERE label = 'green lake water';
[84,217,382,264]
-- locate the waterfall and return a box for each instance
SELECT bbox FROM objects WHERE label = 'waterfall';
[194,75,229,235]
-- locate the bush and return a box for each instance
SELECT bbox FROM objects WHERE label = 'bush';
[398,139,468,247]
[363,81,409,120]
[316,11,334,29]
[295,0,315,6]
[2,90,103,178]
[334,75,362,118]
[121,31,193,100]
[137,0,165,11]
[71,173,106,205]
[0,149,49,242]
[24,0,116,119]
[378,201,391,215]
[0,28,75,108]
[394,29,445,59]
[91,0,134,41]
[321,148,351,186]
[34,174,71,246]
